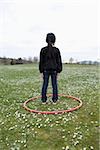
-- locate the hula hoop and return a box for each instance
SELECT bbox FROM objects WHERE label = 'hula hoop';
[23,94,83,115]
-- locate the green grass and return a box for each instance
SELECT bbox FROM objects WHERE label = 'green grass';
[0,64,99,150]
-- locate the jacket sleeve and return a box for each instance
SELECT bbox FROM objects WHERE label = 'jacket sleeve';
[39,49,44,73]
[56,49,62,73]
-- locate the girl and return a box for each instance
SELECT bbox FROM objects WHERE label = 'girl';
[39,33,62,104]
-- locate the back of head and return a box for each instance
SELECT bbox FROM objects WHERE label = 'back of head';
[46,33,56,59]
[46,33,56,45]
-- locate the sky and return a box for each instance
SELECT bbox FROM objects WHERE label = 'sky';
[0,0,99,62]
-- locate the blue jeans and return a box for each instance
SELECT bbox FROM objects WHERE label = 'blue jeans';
[41,70,58,102]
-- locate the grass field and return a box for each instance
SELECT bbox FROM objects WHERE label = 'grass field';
[0,64,99,150]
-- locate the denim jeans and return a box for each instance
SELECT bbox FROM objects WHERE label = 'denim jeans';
[41,70,58,102]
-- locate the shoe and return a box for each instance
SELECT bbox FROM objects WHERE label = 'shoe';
[42,102,47,105]
[52,99,58,103]
[52,102,56,105]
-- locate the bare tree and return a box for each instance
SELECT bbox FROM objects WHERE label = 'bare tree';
[69,57,74,64]
[33,56,38,63]
[28,57,33,63]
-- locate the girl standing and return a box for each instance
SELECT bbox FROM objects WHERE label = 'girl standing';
[39,33,62,104]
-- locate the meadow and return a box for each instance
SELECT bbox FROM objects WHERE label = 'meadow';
[0,64,99,150]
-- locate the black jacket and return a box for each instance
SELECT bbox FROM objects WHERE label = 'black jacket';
[39,46,62,73]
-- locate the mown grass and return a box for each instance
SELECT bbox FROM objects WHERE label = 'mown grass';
[0,64,99,150]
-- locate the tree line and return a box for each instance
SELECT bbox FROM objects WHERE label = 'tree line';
[0,57,38,65]
[0,56,98,65]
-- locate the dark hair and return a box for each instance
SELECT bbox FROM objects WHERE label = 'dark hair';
[46,33,56,45]
[46,33,56,59]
